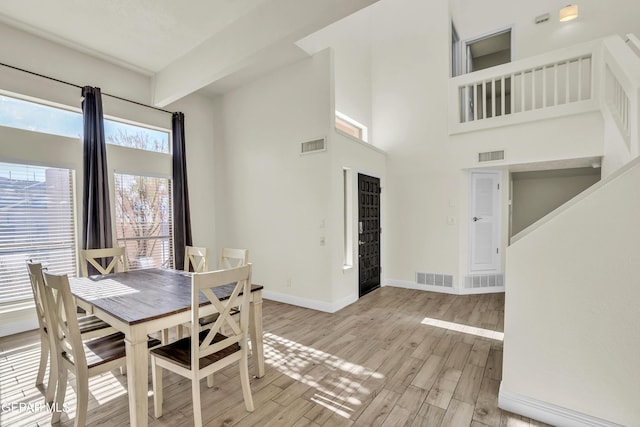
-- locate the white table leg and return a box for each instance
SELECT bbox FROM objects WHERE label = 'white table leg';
[249,291,265,378]
[125,328,149,427]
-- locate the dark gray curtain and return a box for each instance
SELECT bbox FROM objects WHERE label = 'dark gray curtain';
[172,112,192,270]
[81,86,113,271]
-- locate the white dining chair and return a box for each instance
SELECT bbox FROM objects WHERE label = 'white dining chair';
[79,247,128,277]
[184,245,208,272]
[40,271,129,427]
[218,248,249,270]
[150,264,254,427]
[26,261,117,405]
[178,248,248,338]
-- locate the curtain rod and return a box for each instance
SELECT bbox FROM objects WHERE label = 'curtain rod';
[0,61,174,115]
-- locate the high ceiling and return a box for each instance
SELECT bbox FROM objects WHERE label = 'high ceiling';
[0,0,269,73]
[0,0,378,105]
[2,0,639,106]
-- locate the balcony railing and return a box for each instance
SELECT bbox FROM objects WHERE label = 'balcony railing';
[449,35,640,175]
[449,40,601,134]
[602,35,640,160]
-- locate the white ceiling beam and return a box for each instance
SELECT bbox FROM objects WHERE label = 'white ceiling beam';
[152,0,378,106]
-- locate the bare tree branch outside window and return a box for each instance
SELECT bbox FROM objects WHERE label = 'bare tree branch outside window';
[111,130,173,270]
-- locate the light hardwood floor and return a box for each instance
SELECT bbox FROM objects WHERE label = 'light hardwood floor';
[0,286,551,427]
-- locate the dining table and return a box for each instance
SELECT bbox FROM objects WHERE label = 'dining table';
[68,267,265,427]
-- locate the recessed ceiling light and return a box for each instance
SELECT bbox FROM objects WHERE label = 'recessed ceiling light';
[559,5,579,22]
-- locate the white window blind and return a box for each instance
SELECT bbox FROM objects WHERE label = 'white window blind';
[0,162,77,304]
[114,173,173,270]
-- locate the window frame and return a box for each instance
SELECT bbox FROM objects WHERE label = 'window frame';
[335,111,369,143]
[113,171,174,271]
[0,91,171,154]
[0,161,78,306]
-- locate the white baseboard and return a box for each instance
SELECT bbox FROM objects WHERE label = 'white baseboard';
[498,384,625,427]
[262,290,357,313]
[385,279,504,295]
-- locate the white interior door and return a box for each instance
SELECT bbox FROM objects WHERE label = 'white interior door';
[469,170,502,273]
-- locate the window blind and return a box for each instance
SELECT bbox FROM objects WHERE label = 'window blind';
[114,173,173,270]
[0,162,77,304]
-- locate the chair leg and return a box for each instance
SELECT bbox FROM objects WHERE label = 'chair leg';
[151,358,163,418]
[44,342,58,406]
[239,350,254,412]
[74,370,89,427]
[36,336,48,386]
[192,378,202,427]
[120,365,127,375]
[206,374,214,388]
[52,368,67,424]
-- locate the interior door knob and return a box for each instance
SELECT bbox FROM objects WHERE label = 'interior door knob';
[473,216,483,222]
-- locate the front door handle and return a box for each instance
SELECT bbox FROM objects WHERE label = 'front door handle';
[473,216,483,222]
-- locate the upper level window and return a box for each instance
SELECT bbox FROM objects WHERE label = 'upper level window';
[0,162,77,304]
[0,94,170,154]
[335,111,368,143]
[105,120,170,154]
[0,94,82,139]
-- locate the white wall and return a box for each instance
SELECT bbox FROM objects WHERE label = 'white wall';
[450,112,604,169]
[371,0,460,285]
[218,50,334,305]
[295,9,374,143]
[510,168,600,236]
[503,157,640,426]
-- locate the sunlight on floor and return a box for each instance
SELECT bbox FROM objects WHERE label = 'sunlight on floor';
[421,317,504,341]
[311,393,353,418]
[87,372,128,404]
[0,340,128,426]
[263,332,383,419]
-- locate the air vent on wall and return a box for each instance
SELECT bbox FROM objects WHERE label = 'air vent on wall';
[534,13,550,24]
[300,138,326,154]
[478,150,505,162]
[416,272,453,287]
[464,273,504,288]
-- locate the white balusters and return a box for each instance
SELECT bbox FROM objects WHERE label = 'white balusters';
[605,64,631,148]
[456,54,592,124]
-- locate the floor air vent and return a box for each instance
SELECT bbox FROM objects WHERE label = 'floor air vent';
[301,138,326,154]
[478,150,505,162]
[416,272,453,287]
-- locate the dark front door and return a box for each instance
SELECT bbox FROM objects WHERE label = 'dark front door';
[358,173,381,297]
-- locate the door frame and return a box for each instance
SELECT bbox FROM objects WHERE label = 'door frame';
[463,26,513,74]
[468,169,503,274]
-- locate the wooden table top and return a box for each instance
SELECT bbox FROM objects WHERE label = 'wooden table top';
[69,268,263,326]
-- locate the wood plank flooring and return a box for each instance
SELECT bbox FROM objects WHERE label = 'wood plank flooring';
[0,286,552,426]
